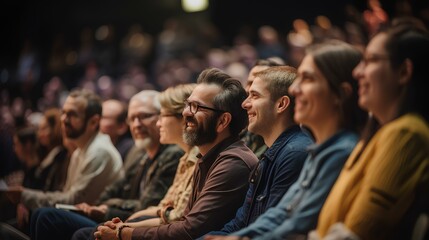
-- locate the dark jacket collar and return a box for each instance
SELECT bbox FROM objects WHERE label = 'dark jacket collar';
[263,125,302,162]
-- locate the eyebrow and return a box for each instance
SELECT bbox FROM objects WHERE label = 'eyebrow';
[249,89,262,96]
[188,99,209,106]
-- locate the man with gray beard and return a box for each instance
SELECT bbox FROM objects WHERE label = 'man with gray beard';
[95,68,259,240]
[30,90,183,240]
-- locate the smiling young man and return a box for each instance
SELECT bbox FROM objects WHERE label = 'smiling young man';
[203,66,312,239]
[241,58,285,159]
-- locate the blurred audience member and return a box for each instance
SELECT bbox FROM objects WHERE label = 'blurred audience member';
[256,25,286,60]
[6,89,123,210]
[100,99,133,162]
[36,108,71,192]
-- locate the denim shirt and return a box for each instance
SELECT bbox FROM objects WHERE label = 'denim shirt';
[232,130,358,240]
[207,125,313,236]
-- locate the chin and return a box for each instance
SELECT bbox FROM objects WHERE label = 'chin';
[294,114,304,124]
[358,99,369,110]
[135,138,151,150]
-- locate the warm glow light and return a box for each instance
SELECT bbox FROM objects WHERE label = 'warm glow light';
[182,0,208,12]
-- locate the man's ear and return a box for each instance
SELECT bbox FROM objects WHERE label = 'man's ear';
[89,114,101,130]
[276,95,290,113]
[216,112,232,133]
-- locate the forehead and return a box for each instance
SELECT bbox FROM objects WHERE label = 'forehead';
[366,33,388,55]
[249,76,269,93]
[63,96,86,112]
[103,101,122,116]
[128,98,157,114]
[188,84,221,104]
[298,55,318,74]
[38,117,49,127]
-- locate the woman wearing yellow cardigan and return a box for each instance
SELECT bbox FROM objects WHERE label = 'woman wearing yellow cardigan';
[313,18,429,240]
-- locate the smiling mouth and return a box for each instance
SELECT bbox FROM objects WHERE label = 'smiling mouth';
[186,121,197,128]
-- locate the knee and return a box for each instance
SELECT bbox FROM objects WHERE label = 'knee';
[32,208,59,229]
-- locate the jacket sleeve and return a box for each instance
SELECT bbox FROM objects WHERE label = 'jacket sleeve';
[218,184,253,234]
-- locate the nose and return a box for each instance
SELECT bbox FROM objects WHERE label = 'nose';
[241,96,251,110]
[352,61,364,81]
[130,117,142,128]
[156,118,161,128]
[289,80,300,96]
[182,105,192,117]
[61,113,68,124]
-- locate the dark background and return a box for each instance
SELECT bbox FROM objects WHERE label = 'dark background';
[2,0,428,69]
[1,0,428,104]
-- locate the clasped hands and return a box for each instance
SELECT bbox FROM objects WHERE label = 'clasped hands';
[94,217,129,240]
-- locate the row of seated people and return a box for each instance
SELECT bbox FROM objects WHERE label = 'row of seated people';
[0,97,138,229]
[1,17,428,240]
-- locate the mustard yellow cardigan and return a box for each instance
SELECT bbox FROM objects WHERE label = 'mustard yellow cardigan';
[316,113,429,240]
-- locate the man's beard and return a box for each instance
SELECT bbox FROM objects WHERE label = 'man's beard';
[183,114,218,146]
[63,122,87,139]
[135,138,151,150]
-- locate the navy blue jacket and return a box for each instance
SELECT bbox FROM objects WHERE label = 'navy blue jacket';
[204,125,313,236]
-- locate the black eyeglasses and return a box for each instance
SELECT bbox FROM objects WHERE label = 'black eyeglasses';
[127,112,158,124]
[184,100,226,114]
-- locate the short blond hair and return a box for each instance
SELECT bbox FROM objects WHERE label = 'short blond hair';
[159,84,197,115]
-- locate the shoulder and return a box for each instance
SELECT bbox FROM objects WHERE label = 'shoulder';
[378,114,429,141]
[87,133,118,153]
[330,131,359,152]
[220,140,258,169]
[316,132,359,164]
[157,144,184,164]
[86,133,122,162]
[277,130,313,154]
[269,128,313,159]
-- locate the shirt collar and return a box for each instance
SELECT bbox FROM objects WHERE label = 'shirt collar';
[307,129,348,157]
[186,146,199,165]
[263,125,302,162]
[197,136,240,167]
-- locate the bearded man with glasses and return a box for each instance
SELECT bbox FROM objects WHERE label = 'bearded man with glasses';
[95,68,259,240]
